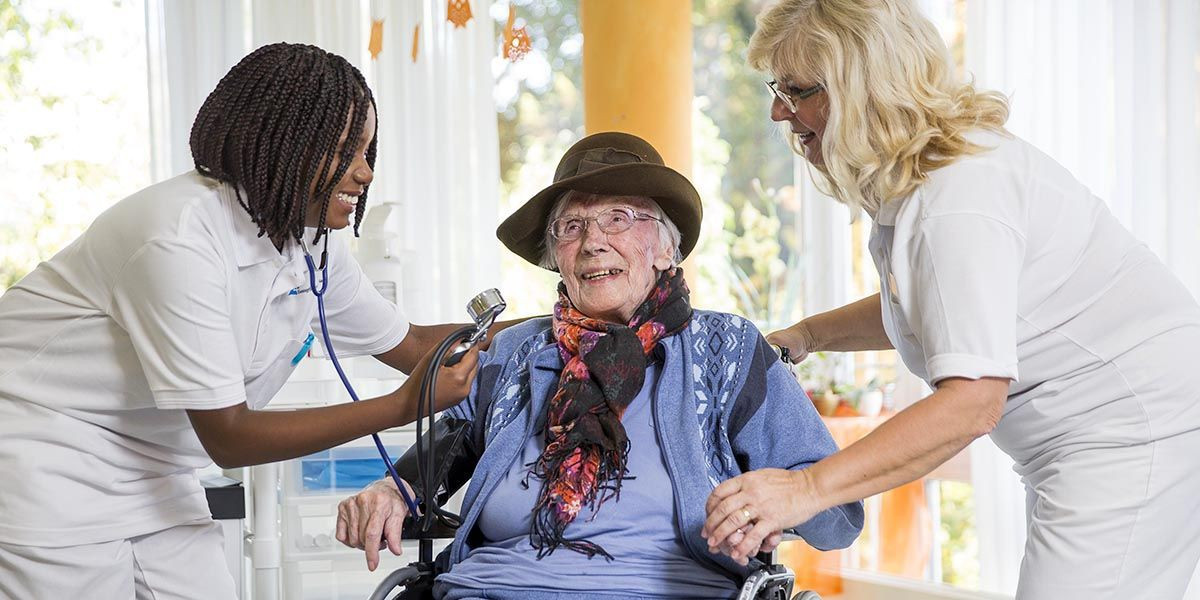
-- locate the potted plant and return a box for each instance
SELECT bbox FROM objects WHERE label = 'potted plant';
[792,352,847,417]
[855,377,884,417]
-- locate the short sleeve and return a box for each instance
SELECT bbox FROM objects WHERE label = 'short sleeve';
[310,233,410,356]
[899,212,1024,384]
[109,240,247,409]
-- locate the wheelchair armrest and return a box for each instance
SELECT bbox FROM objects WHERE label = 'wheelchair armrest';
[392,418,475,508]
[401,516,459,540]
[754,531,802,563]
[744,533,820,600]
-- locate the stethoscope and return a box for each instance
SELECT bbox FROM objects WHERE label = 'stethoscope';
[300,234,422,517]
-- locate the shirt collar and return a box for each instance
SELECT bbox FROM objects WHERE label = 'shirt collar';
[219,182,301,267]
[874,195,905,226]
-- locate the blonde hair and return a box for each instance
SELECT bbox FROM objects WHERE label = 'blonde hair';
[747,0,1010,214]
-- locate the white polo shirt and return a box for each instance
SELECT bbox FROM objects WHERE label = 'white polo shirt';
[870,130,1200,410]
[0,171,409,546]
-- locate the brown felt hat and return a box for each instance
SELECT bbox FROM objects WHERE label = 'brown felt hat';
[496,131,703,269]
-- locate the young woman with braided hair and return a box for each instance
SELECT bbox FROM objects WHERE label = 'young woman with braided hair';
[0,43,501,598]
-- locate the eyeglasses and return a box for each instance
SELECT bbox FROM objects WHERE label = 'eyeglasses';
[766,80,823,113]
[548,207,663,242]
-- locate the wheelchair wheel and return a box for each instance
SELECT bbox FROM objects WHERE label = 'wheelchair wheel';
[791,591,821,600]
[369,563,436,600]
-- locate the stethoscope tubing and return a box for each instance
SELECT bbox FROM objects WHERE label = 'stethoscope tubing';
[302,236,422,517]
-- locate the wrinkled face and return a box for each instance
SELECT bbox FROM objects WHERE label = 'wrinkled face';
[769,77,829,166]
[305,104,376,230]
[553,195,675,324]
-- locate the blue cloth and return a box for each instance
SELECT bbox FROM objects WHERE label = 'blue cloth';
[438,363,739,598]
[434,311,864,598]
[440,592,674,600]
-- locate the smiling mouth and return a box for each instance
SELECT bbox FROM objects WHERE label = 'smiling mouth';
[795,130,816,144]
[581,268,624,281]
[336,192,359,209]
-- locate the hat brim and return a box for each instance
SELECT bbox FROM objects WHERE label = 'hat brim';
[496,162,702,269]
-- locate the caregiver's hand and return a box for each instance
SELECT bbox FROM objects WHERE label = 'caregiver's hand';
[765,321,816,365]
[702,468,819,565]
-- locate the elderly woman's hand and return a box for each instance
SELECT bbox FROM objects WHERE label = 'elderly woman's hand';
[336,477,416,571]
[765,321,816,365]
[702,468,820,565]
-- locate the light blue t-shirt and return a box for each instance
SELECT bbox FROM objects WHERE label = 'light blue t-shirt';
[436,363,738,599]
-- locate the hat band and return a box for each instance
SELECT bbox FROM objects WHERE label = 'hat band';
[558,147,646,179]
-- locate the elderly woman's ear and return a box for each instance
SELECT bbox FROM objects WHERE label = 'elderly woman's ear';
[652,231,676,271]
[653,252,674,272]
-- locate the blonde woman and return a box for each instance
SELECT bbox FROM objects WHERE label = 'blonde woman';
[701,1,1200,597]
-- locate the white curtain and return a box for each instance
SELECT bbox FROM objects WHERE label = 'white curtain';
[145,0,248,181]
[145,0,502,325]
[363,0,503,324]
[961,0,1200,595]
[795,162,853,317]
[965,0,1200,297]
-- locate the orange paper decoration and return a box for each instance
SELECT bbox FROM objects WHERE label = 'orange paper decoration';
[412,23,421,62]
[503,4,531,62]
[447,0,473,28]
[368,19,384,60]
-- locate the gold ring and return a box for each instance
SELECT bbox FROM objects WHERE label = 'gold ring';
[742,507,753,523]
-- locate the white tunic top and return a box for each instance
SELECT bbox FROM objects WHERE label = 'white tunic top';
[869,130,1200,416]
[0,171,409,546]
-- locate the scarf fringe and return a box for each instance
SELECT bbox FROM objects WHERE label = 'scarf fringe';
[528,268,691,560]
[527,441,629,558]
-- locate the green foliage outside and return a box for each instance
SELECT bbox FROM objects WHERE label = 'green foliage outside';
[490,0,583,317]
[939,480,980,588]
[492,0,804,329]
[0,0,149,292]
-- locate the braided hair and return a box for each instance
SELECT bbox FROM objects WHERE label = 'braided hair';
[190,42,377,248]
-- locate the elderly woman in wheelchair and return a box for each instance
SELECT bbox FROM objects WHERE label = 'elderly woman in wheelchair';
[337,132,864,600]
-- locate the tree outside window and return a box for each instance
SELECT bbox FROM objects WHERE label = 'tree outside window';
[0,0,149,292]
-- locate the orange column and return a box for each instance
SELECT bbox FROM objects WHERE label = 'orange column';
[580,0,693,178]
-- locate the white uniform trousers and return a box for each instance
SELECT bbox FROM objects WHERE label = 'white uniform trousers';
[1016,429,1200,599]
[0,520,237,599]
[992,326,1200,599]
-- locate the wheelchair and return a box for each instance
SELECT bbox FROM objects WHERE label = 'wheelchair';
[367,296,823,600]
[362,461,822,600]
[367,524,820,600]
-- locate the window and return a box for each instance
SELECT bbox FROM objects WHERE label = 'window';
[491,0,582,317]
[0,0,150,291]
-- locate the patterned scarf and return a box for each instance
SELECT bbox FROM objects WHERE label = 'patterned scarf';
[529,267,692,559]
